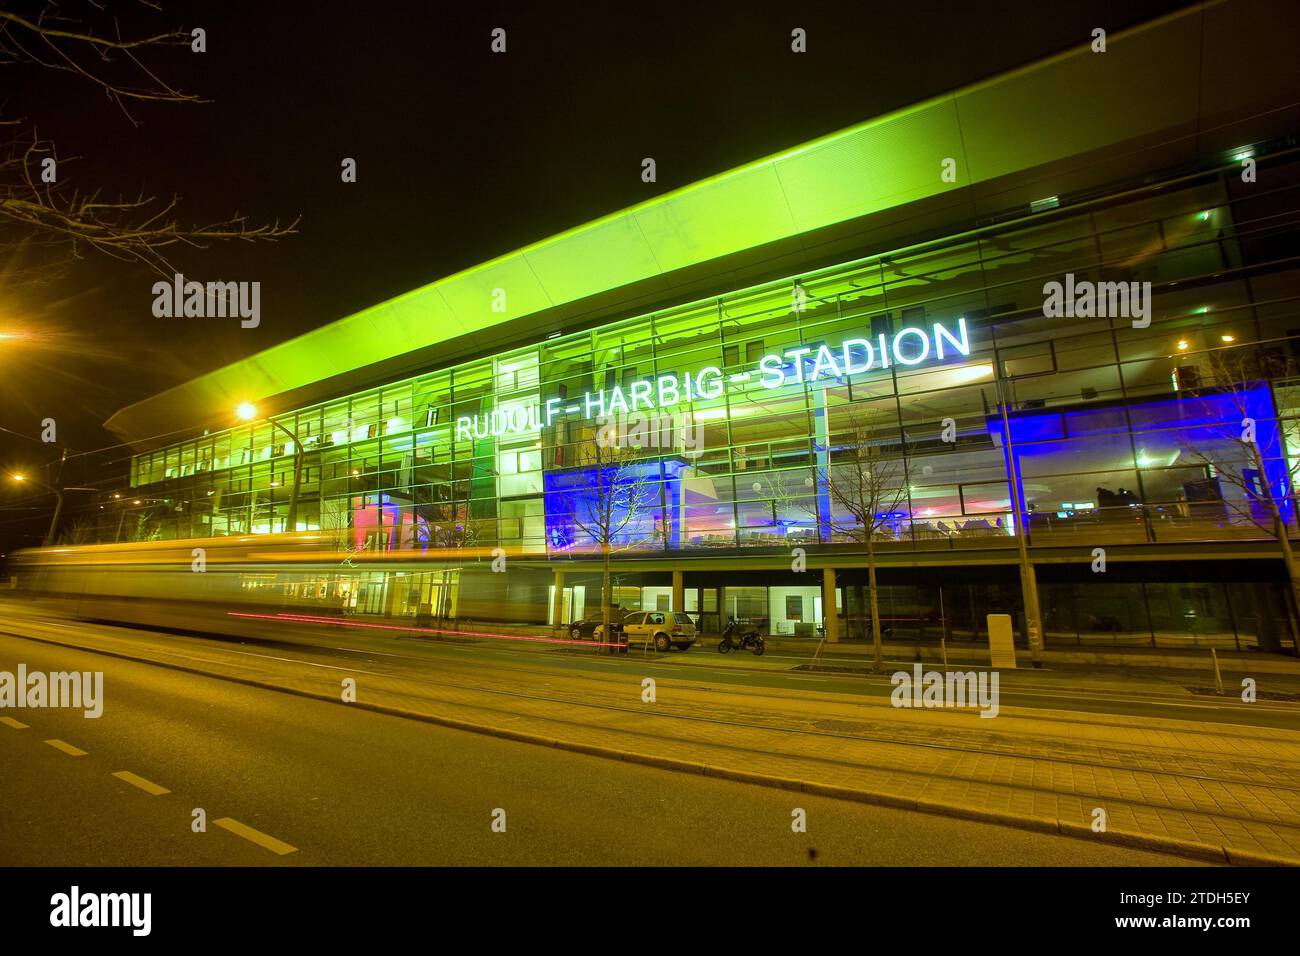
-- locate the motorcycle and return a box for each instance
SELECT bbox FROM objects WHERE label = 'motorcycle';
[717,618,765,656]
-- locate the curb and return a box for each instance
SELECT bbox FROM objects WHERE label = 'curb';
[1225,847,1300,866]
[4,625,1296,868]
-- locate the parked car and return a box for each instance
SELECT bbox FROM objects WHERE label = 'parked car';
[601,610,697,652]
[568,607,630,642]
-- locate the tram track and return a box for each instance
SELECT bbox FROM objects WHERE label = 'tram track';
[4,614,1300,821]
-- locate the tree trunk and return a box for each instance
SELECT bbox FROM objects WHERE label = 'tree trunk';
[1274,513,1300,644]
[867,538,884,672]
[601,540,612,645]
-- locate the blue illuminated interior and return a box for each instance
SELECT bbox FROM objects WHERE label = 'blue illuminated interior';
[987,384,1291,524]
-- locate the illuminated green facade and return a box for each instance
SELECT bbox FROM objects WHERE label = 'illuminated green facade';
[110,2,1300,649]
[122,163,1300,648]
[106,0,1283,447]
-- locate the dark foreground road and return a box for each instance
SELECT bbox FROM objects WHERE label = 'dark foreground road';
[0,631,1199,866]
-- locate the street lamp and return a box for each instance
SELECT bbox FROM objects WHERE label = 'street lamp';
[992,376,1045,667]
[8,471,95,546]
[236,402,305,533]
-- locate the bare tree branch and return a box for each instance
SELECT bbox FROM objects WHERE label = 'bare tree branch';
[554,422,660,639]
[1177,347,1298,534]
[1,3,296,280]
[1177,345,1300,634]
[0,3,200,119]
[795,410,911,670]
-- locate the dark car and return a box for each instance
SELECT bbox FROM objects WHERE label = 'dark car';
[568,607,630,641]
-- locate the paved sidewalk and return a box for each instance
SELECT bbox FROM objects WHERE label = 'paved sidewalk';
[393,617,1300,674]
[570,639,1300,695]
[6,615,1300,865]
[807,640,1300,674]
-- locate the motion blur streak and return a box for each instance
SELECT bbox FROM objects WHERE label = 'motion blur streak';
[226,610,627,648]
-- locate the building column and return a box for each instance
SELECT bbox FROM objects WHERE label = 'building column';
[672,570,684,613]
[813,387,832,542]
[822,567,839,643]
[1022,560,1044,665]
[551,570,565,634]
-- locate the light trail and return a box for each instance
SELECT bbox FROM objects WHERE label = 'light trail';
[226,610,630,648]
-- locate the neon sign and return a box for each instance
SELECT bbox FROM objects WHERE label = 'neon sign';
[456,318,970,441]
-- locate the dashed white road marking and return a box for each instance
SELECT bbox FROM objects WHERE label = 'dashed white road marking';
[214,817,298,855]
[112,770,171,796]
[45,738,87,757]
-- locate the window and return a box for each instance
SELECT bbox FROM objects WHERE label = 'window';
[496,355,540,393]
[498,447,542,496]
[1001,342,1056,378]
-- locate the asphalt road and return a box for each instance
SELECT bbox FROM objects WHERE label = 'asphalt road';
[0,630,1201,866]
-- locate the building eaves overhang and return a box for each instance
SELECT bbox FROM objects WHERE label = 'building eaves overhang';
[105,0,1300,449]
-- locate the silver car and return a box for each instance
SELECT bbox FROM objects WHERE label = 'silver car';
[596,611,696,651]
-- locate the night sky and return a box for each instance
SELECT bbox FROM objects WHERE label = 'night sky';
[0,0,1193,551]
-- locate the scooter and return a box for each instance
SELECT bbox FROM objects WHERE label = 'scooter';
[717,618,765,656]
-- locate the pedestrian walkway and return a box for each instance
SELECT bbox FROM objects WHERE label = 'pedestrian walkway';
[393,616,1300,675]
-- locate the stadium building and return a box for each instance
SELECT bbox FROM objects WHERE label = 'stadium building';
[102,2,1300,653]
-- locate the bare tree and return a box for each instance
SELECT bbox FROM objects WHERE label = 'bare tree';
[555,422,659,643]
[1178,347,1300,636]
[56,514,97,544]
[1,3,296,280]
[422,500,476,625]
[125,505,162,542]
[423,499,476,550]
[807,413,911,672]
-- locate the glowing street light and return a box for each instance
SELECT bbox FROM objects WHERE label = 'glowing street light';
[0,329,36,349]
[234,402,304,532]
[7,470,95,545]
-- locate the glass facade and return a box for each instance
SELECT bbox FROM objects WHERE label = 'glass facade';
[114,158,1300,650]
[126,168,1300,547]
